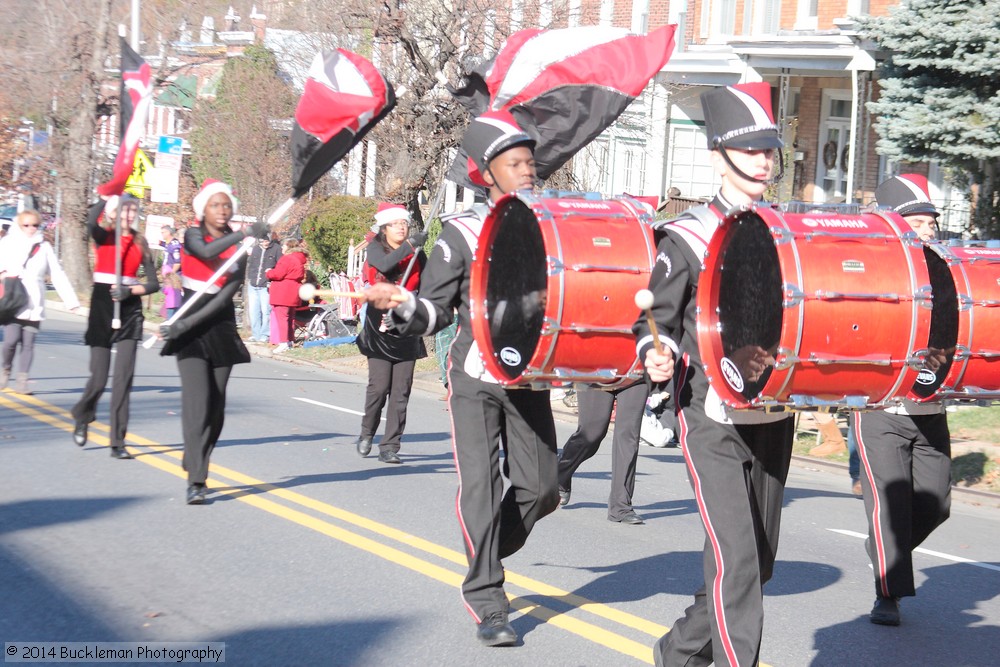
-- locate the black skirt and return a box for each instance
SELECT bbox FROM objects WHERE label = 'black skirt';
[84,284,144,347]
[160,296,250,368]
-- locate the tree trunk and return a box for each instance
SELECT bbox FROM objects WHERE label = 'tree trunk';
[54,0,113,294]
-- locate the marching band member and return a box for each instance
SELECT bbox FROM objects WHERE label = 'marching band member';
[856,174,952,626]
[159,180,265,505]
[354,203,427,464]
[634,83,794,667]
[557,381,649,524]
[72,196,159,459]
[365,111,560,647]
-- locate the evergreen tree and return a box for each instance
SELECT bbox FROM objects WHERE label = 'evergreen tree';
[860,0,1000,236]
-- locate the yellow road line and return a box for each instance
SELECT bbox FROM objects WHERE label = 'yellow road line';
[2,391,782,665]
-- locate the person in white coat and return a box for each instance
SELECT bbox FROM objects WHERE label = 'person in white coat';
[0,210,80,393]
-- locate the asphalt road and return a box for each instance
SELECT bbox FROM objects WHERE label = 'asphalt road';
[1,311,998,667]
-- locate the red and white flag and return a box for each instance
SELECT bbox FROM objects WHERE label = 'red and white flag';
[290,49,395,198]
[97,37,153,197]
[449,24,676,187]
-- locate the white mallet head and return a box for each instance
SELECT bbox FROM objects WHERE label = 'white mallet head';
[634,289,655,311]
[299,283,317,302]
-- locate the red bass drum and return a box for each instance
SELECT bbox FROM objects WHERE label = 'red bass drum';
[470,192,656,387]
[910,242,1000,402]
[696,204,932,410]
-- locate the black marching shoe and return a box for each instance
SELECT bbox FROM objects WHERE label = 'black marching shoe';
[870,595,901,626]
[109,446,133,460]
[186,484,208,505]
[378,450,401,464]
[73,422,88,447]
[476,611,517,647]
[558,487,571,506]
[609,510,645,525]
[355,435,373,457]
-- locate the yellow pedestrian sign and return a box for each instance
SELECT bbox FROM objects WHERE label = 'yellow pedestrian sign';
[125,149,153,198]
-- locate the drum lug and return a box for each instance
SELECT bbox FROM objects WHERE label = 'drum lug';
[915,286,934,308]
[774,347,798,371]
[547,256,564,276]
[783,284,805,308]
[906,352,929,370]
[953,345,971,361]
[771,227,795,245]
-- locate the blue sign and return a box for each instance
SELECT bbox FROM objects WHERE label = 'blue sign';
[158,135,183,155]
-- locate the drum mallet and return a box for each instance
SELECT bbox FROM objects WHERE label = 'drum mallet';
[299,284,407,303]
[634,289,666,356]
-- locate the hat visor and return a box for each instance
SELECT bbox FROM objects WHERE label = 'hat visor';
[486,136,536,165]
[899,202,940,218]
[720,131,784,150]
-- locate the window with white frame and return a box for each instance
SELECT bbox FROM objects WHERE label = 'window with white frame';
[631,0,650,33]
[600,0,614,28]
[666,123,721,199]
[756,0,781,34]
[510,0,523,32]
[796,0,819,30]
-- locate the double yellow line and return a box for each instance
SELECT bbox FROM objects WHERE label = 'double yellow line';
[1,389,670,663]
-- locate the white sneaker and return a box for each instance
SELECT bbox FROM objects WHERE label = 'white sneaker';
[273,342,289,353]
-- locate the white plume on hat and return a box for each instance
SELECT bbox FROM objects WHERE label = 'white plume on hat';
[192,179,239,221]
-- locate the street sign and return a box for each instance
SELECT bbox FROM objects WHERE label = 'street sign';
[125,149,153,198]
[155,136,184,171]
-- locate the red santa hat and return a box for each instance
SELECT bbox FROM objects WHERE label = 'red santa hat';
[192,179,239,221]
[370,202,410,233]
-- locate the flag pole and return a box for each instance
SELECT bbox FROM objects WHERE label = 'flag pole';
[142,196,297,349]
[111,25,128,331]
[399,172,448,286]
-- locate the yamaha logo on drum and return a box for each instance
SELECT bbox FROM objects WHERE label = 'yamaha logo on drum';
[916,369,937,386]
[499,347,522,367]
[720,357,745,392]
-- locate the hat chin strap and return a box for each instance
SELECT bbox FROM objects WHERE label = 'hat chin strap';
[715,142,785,186]
[485,166,508,196]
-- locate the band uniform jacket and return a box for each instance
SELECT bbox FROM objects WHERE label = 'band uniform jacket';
[632,193,786,425]
[84,201,159,347]
[359,237,426,363]
[390,204,495,381]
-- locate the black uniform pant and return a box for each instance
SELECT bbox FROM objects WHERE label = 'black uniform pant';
[360,357,416,454]
[448,370,559,623]
[855,409,951,598]
[558,381,648,519]
[178,357,233,485]
[71,341,138,449]
[656,405,794,667]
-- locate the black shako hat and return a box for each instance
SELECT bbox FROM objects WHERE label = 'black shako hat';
[874,174,939,218]
[462,110,536,187]
[701,82,783,150]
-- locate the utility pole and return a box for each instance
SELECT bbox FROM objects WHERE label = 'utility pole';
[131,0,140,50]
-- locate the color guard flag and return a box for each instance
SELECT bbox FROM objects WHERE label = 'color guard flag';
[448,24,677,189]
[97,37,153,197]
[290,49,396,198]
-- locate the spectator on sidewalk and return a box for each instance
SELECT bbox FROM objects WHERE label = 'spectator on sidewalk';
[0,210,81,393]
[245,235,280,343]
[266,238,307,353]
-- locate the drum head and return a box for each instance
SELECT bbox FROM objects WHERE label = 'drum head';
[911,246,959,398]
[484,198,548,380]
[716,213,783,401]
